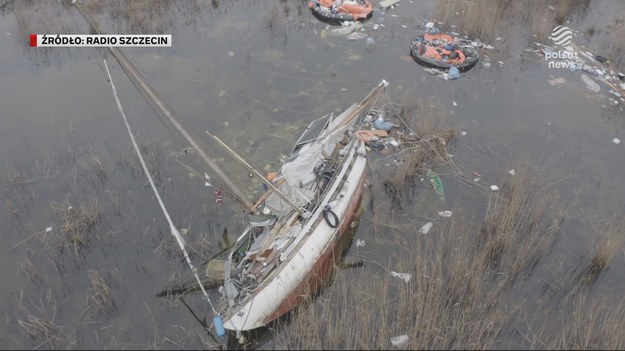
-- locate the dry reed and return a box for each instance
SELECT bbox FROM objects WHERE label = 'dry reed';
[51,198,101,260]
[84,270,118,318]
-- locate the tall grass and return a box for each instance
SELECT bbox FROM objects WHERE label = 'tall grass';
[268,94,625,349]
[273,159,565,349]
[435,0,580,45]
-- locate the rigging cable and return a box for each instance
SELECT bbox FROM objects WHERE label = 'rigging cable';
[102,59,226,337]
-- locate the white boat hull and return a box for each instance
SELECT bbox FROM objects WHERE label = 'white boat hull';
[223,141,368,331]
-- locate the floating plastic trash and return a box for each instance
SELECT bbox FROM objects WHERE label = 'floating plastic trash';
[613,138,621,144]
[390,271,412,283]
[596,55,608,63]
[427,169,446,201]
[568,62,582,72]
[581,74,600,93]
[582,65,602,77]
[346,31,368,40]
[419,222,433,234]
[548,77,566,86]
[391,335,409,346]
[356,239,366,247]
[366,37,375,45]
[380,0,400,9]
[490,185,500,191]
[214,316,226,337]
[424,67,442,75]
[45,226,53,233]
[374,117,394,131]
[508,169,516,176]
[387,137,400,147]
[438,210,453,217]
[448,66,460,80]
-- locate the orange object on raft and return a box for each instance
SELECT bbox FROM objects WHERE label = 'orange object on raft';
[409,32,479,72]
[308,0,373,25]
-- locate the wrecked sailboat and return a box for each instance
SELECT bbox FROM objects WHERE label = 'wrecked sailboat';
[215,80,389,333]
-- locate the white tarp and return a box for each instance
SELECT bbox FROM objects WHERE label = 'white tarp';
[264,142,322,215]
[264,103,358,216]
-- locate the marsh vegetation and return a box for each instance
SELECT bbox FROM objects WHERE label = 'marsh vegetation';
[1,0,625,349]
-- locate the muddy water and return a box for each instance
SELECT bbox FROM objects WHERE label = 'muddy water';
[1,0,624,349]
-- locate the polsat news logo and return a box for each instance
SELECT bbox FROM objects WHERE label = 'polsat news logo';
[29,34,172,47]
[549,25,573,46]
[545,25,577,69]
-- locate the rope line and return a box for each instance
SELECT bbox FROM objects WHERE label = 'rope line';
[103,59,217,315]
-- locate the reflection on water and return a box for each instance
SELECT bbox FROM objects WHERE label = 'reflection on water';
[0,0,624,349]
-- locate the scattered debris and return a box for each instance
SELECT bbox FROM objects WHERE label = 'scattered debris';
[366,37,375,46]
[390,271,412,283]
[427,169,446,201]
[460,131,467,136]
[379,0,400,9]
[371,129,389,138]
[346,31,368,40]
[227,51,235,57]
[356,239,366,247]
[387,137,400,147]
[596,55,608,64]
[45,226,53,233]
[452,101,458,106]
[581,74,601,93]
[424,67,443,75]
[448,66,460,80]
[330,21,361,36]
[533,41,625,103]
[548,77,567,87]
[613,138,621,144]
[390,335,409,346]
[508,169,516,176]
[374,117,396,131]
[419,222,433,234]
[438,210,453,217]
[490,185,500,191]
